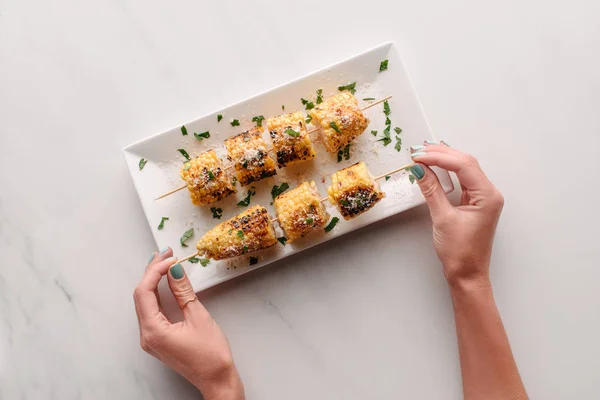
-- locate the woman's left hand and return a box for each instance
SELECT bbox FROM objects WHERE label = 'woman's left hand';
[133,248,245,400]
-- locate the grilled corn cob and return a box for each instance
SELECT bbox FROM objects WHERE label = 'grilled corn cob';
[327,161,385,220]
[274,181,330,241]
[180,149,236,205]
[267,112,316,168]
[196,205,278,260]
[224,127,277,186]
[309,92,369,153]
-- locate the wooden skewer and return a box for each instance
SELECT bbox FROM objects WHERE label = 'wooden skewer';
[155,96,392,201]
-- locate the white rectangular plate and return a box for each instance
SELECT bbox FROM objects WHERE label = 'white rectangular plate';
[123,42,453,292]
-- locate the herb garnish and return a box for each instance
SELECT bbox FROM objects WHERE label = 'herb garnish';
[284,128,300,138]
[282,105,285,111]
[363,97,376,101]
[217,114,223,122]
[385,176,391,181]
[324,217,340,232]
[230,119,240,127]
[306,217,314,225]
[376,127,391,146]
[249,256,258,265]
[277,237,287,245]
[237,190,256,206]
[180,228,194,247]
[301,98,314,110]
[207,170,215,180]
[189,257,210,267]
[329,121,342,134]
[139,158,147,170]
[409,175,416,184]
[237,230,244,238]
[177,148,191,161]
[181,125,188,136]
[394,136,402,152]
[379,59,389,72]
[316,89,323,104]
[210,207,223,219]
[157,217,169,230]
[242,160,248,169]
[371,130,378,136]
[394,127,402,134]
[271,183,290,199]
[305,115,312,124]
[343,143,351,160]
[194,131,210,140]
[383,100,391,116]
[252,115,265,127]
[337,82,357,94]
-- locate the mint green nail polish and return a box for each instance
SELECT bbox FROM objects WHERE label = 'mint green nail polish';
[441,140,450,147]
[425,140,437,145]
[410,164,425,180]
[411,151,427,158]
[170,264,185,280]
[147,253,155,265]
[410,145,425,151]
[159,247,169,255]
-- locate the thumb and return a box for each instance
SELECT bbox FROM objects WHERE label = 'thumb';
[410,163,452,220]
[167,263,199,313]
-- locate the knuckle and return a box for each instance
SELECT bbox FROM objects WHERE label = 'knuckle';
[172,281,194,297]
[491,190,505,208]
[140,338,151,353]
[462,154,479,167]
[133,287,143,301]
[420,180,439,199]
[140,330,162,351]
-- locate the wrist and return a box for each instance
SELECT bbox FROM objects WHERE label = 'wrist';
[443,260,491,294]
[195,364,244,400]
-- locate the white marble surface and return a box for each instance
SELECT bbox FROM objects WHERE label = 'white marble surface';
[1,0,599,398]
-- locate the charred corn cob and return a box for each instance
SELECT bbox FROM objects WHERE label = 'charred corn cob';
[180,149,236,205]
[309,92,369,153]
[267,112,316,168]
[224,127,277,186]
[196,205,278,260]
[274,181,329,242]
[327,161,385,220]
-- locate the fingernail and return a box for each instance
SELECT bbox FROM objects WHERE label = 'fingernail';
[424,140,437,145]
[147,252,156,265]
[411,151,427,158]
[159,247,170,255]
[410,145,425,151]
[410,164,425,180]
[441,140,450,147]
[170,264,185,280]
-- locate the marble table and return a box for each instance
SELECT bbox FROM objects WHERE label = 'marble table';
[1,0,599,398]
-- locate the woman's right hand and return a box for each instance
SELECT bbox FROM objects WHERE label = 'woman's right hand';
[408,142,505,290]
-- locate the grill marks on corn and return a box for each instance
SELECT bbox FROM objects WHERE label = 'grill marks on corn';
[196,205,277,260]
[328,162,385,220]
[180,150,237,205]
[267,112,316,168]
[224,127,277,186]
[309,92,369,153]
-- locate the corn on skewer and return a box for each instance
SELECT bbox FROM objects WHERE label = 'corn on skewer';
[176,162,415,263]
[155,96,392,201]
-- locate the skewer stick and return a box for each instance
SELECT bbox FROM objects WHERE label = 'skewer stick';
[178,253,199,263]
[374,161,415,181]
[156,96,392,201]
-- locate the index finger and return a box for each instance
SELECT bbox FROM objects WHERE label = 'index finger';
[411,149,495,192]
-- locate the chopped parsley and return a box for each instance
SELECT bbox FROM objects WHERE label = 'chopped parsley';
[385,116,391,125]
[316,89,324,104]
[305,114,312,124]
[139,158,147,170]
[242,160,248,169]
[237,189,256,206]
[301,98,314,110]
[157,217,169,230]
[324,217,340,232]
[376,127,391,146]
[383,100,391,116]
[337,82,357,94]
[249,256,258,265]
[181,125,188,136]
[194,131,210,140]
[339,199,350,207]
[189,257,210,267]
[230,119,240,127]
[394,127,403,134]
[252,115,265,127]
[343,143,351,160]
[371,130,378,136]
[180,228,194,247]
[207,170,215,180]
[337,148,343,162]
[409,174,416,184]
[217,114,223,122]
[210,207,223,219]
[277,237,287,245]
[306,217,314,225]
[394,136,402,152]
[329,121,342,134]
[379,59,389,72]
[363,97,376,101]
[177,148,191,161]
[385,176,391,181]
[237,230,244,238]
[282,105,285,111]
[285,128,300,137]
[271,183,290,199]
[242,245,249,254]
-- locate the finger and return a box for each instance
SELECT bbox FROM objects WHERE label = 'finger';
[147,247,173,270]
[411,142,459,156]
[409,163,453,220]
[134,256,177,325]
[410,150,494,192]
[167,263,207,319]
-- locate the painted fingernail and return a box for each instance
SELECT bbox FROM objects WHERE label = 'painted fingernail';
[170,264,185,280]
[441,140,450,147]
[159,247,170,255]
[424,140,437,145]
[411,151,427,158]
[147,253,156,265]
[410,145,426,151]
[410,164,425,180]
